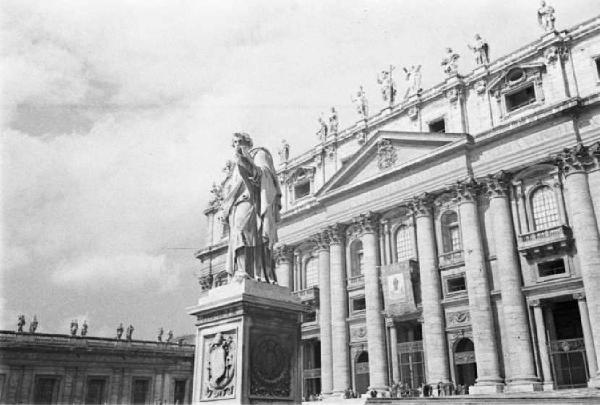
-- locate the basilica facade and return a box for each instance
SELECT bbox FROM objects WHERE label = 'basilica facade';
[197,15,600,398]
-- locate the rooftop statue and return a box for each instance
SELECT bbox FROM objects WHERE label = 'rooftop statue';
[29,315,38,333]
[351,86,369,120]
[278,139,290,163]
[157,327,164,342]
[70,320,78,337]
[328,107,339,135]
[402,65,422,98]
[126,324,134,341]
[116,323,124,340]
[441,48,460,76]
[221,132,282,283]
[468,34,490,66]
[17,314,26,333]
[81,320,88,336]
[538,1,556,32]
[166,330,174,343]
[377,65,397,107]
[317,116,328,141]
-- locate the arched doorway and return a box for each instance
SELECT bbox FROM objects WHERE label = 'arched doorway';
[454,338,477,389]
[354,351,370,395]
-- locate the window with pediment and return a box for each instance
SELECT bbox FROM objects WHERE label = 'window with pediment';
[350,239,364,277]
[395,225,415,261]
[531,186,560,231]
[287,166,316,202]
[488,64,545,118]
[305,257,319,288]
[441,211,461,253]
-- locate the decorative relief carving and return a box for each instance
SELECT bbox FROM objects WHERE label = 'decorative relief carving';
[483,170,511,198]
[407,106,419,120]
[446,87,462,103]
[353,211,380,235]
[475,80,487,94]
[446,311,471,327]
[377,139,397,170]
[454,177,481,203]
[350,325,368,342]
[273,244,294,265]
[573,292,585,301]
[203,331,236,400]
[326,224,346,245]
[311,231,330,251]
[544,45,567,65]
[250,336,291,398]
[556,143,595,175]
[409,192,434,217]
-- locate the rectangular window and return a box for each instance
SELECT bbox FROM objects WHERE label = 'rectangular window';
[538,259,566,277]
[428,118,446,133]
[352,297,366,312]
[33,377,59,404]
[447,276,466,293]
[85,378,107,405]
[505,84,536,112]
[132,379,149,405]
[303,311,316,323]
[173,380,186,405]
[294,182,310,199]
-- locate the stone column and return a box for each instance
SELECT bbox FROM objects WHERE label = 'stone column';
[274,244,294,289]
[313,231,333,394]
[485,172,540,391]
[558,145,600,386]
[327,224,351,394]
[574,292,599,382]
[531,300,554,389]
[387,318,400,384]
[455,179,504,393]
[410,193,450,384]
[586,143,600,229]
[354,211,389,391]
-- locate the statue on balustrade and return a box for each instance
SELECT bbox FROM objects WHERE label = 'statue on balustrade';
[81,320,88,336]
[167,329,174,342]
[351,86,369,120]
[116,323,124,340]
[221,132,282,283]
[29,315,38,333]
[126,324,134,340]
[17,315,26,333]
[70,320,78,336]
[157,327,164,342]
[538,1,556,32]
[317,116,328,141]
[468,34,489,65]
[377,65,397,106]
[441,48,460,76]
[402,65,422,98]
[329,107,339,135]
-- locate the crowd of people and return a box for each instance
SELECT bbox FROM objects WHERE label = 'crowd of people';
[304,382,471,401]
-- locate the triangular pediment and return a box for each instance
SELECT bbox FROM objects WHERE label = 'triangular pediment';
[317,130,468,196]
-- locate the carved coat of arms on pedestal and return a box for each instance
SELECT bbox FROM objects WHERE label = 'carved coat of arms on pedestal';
[203,331,236,399]
[250,336,291,398]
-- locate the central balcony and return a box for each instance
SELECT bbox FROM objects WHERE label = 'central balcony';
[438,250,464,268]
[347,274,365,289]
[518,224,571,258]
[293,286,319,304]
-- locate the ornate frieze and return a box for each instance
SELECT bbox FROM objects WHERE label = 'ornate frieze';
[249,335,291,398]
[350,325,368,342]
[483,170,511,198]
[446,310,471,328]
[202,331,236,400]
[311,231,330,251]
[353,211,380,235]
[326,223,346,245]
[377,139,397,170]
[409,192,434,217]
[273,244,294,265]
[556,143,595,175]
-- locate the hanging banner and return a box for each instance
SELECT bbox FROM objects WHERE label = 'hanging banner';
[380,261,417,316]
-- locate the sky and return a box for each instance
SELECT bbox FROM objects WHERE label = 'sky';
[2,0,599,340]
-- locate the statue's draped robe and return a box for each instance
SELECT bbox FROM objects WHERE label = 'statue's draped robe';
[222,148,281,281]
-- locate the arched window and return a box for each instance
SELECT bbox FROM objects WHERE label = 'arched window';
[531,186,560,230]
[395,225,414,261]
[305,258,319,288]
[441,211,461,253]
[350,239,364,277]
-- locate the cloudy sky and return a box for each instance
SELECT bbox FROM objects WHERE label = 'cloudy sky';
[2,0,598,340]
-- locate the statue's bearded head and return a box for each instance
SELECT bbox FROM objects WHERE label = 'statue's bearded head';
[232,132,253,154]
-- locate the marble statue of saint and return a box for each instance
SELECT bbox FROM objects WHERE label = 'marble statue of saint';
[278,139,290,163]
[221,132,282,283]
[116,323,124,340]
[538,1,556,32]
[70,320,78,337]
[317,117,328,141]
[126,324,134,340]
[166,330,174,343]
[441,48,460,76]
[351,86,369,120]
[402,65,422,98]
[328,107,339,134]
[81,320,88,336]
[29,315,38,333]
[17,315,26,333]
[377,66,397,106]
[157,327,164,342]
[468,34,490,65]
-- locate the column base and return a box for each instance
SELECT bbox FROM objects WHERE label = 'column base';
[505,380,543,393]
[470,382,504,395]
[588,374,600,388]
[542,381,555,391]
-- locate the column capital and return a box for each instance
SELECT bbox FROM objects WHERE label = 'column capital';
[454,176,482,203]
[530,299,542,307]
[311,231,330,251]
[353,211,380,235]
[556,143,595,176]
[409,192,435,217]
[326,223,346,245]
[573,291,586,301]
[483,170,511,199]
[273,244,294,264]
[384,317,395,327]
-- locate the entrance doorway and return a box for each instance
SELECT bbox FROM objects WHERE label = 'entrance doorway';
[454,338,477,389]
[547,300,588,388]
[355,351,370,395]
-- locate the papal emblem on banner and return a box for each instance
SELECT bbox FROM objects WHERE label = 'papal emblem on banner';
[380,261,417,316]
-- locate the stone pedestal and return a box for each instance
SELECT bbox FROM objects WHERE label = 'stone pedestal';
[188,278,304,404]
